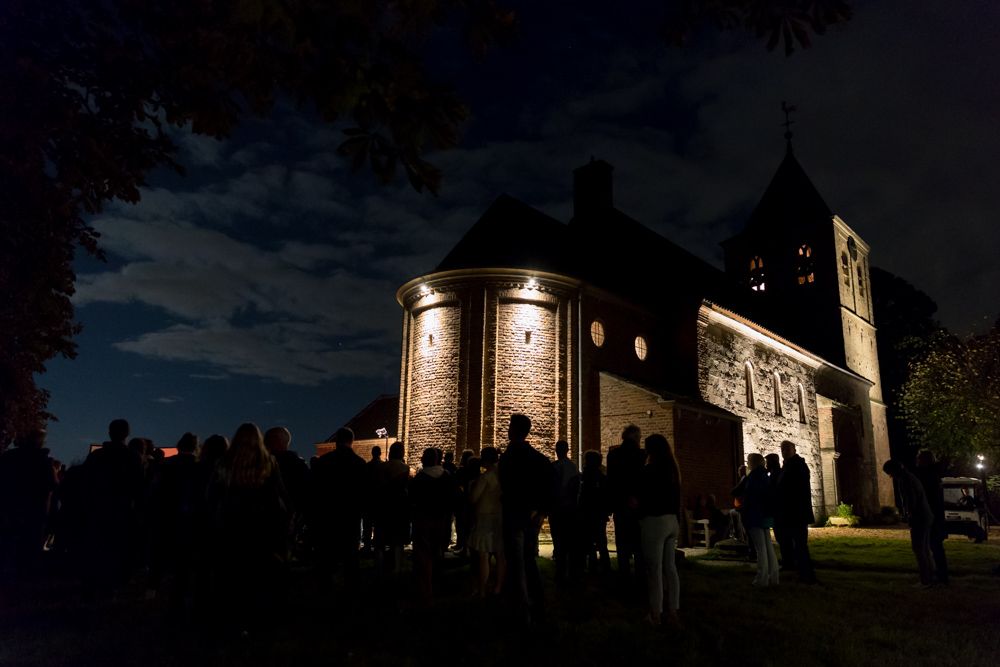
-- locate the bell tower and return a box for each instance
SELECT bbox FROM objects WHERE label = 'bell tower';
[721,116,893,509]
[720,134,877,388]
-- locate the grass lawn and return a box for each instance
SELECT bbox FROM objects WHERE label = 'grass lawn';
[2,532,998,667]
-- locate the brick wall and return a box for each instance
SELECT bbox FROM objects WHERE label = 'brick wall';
[598,373,672,456]
[399,275,574,467]
[407,303,461,464]
[315,438,386,462]
[672,408,739,511]
[494,300,559,460]
[599,372,740,544]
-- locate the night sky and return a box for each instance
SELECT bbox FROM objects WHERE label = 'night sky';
[41,1,1000,466]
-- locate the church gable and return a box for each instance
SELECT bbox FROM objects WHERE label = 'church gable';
[696,303,824,513]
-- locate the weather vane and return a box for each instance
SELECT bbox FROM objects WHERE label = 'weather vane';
[781,101,797,143]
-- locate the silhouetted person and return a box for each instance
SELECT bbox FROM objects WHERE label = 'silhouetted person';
[265,427,309,558]
[550,440,581,581]
[470,446,505,597]
[441,451,458,545]
[774,441,817,585]
[264,428,309,513]
[409,447,454,600]
[637,434,682,628]
[443,451,458,475]
[744,453,779,588]
[883,460,934,588]
[499,414,552,627]
[207,423,290,636]
[607,424,646,597]
[361,445,385,554]
[129,437,150,473]
[50,461,87,564]
[311,427,366,594]
[373,441,410,575]
[579,450,612,577]
[452,449,476,556]
[728,464,749,549]
[82,419,145,602]
[914,449,948,584]
[0,429,59,574]
[192,434,228,621]
[144,432,199,614]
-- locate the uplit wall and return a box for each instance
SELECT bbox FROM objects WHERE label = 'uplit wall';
[696,304,827,517]
[397,270,579,466]
[408,303,462,455]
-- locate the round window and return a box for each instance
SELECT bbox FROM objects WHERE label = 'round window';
[634,336,647,361]
[590,320,605,347]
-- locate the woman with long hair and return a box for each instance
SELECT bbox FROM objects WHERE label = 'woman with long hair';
[637,433,681,628]
[208,423,290,636]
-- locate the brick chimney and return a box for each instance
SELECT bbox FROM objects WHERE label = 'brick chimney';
[573,158,613,221]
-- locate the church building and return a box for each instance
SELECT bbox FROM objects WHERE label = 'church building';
[393,143,893,522]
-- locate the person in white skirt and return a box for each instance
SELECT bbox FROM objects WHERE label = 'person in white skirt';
[469,446,505,597]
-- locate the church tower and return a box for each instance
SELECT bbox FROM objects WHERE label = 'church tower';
[721,137,894,510]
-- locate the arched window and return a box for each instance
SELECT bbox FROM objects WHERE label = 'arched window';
[773,372,783,416]
[749,256,766,292]
[634,336,648,361]
[590,320,605,347]
[841,251,851,287]
[745,362,756,408]
[797,383,807,423]
[797,245,815,284]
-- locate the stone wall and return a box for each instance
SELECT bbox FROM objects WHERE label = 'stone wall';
[697,306,826,518]
[841,313,883,401]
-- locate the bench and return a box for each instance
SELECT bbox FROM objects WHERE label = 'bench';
[683,509,716,548]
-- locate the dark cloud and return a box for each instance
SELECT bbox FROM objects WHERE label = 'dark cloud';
[46,0,998,468]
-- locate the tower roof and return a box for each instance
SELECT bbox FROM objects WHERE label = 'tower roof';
[740,145,832,237]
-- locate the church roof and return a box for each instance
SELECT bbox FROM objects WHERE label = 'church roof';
[738,145,832,238]
[323,394,399,443]
[569,208,742,309]
[435,195,573,275]
[434,193,746,313]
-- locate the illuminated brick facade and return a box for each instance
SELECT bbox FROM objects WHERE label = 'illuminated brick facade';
[395,150,893,522]
[397,274,578,466]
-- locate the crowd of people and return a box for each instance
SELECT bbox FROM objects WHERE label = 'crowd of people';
[0,413,954,638]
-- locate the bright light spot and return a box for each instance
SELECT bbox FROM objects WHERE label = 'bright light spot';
[528,278,537,288]
[420,284,430,296]
[977,463,984,469]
